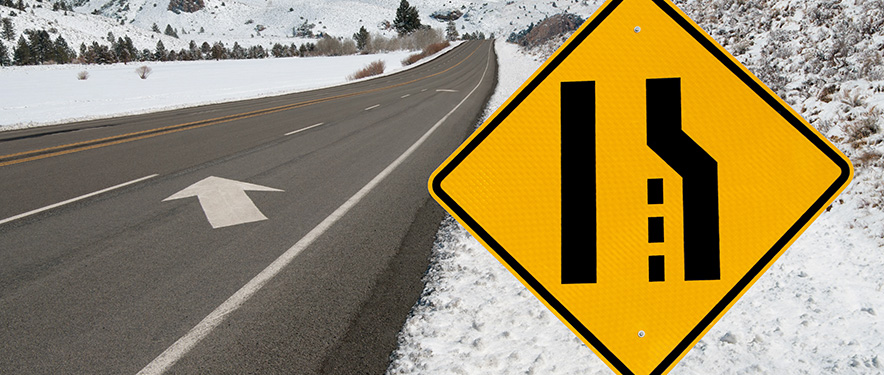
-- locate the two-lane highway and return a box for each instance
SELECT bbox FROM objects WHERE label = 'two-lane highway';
[0,40,496,374]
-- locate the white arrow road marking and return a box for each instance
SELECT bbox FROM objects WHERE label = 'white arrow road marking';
[163,176,283,229]
[436,89,459,92]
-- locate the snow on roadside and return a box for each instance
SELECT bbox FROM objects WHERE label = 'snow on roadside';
[388,5,884,373]
[0,42,460,131]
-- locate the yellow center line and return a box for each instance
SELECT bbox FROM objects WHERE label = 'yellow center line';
[0,42,482,168]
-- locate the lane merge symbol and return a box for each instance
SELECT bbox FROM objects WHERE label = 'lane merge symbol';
[562,77,721,286]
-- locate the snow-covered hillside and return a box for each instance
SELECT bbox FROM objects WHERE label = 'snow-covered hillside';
[1,0,602,61]
[0,1,194,54]
[74,0,601,43]
[388,0,884,374]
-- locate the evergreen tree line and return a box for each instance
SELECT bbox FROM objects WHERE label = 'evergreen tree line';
[1,29,75,65]
[0,30,333,66]
[1,29,447,67]
[0,0,442,67]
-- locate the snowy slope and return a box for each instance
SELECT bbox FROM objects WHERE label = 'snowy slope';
[75,0,599,41]
[388,0,884,373]
[3,0,604,55]
[0,3,193,53]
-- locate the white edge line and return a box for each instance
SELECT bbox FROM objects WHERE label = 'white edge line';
[136,42,494,375]
[284,122,325,136]
[364,104,381,111]
[0,174,159,226]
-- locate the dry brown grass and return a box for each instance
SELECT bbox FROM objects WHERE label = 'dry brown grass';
[402,41,450,66]
[347,60,386,81]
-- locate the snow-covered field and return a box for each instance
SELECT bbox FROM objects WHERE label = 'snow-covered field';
[0,46,451,129]
[387,0,884,373]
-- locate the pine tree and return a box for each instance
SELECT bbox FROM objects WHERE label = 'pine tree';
[115,37,129,63]
[210,41,225,60]
[353,26,370,51]
[25,29,52,64]
[88,42,113,64]
[271,42,285,57]
[446,20,458,41]
[188,39,200,59]
[151,23,161,33]
[154,40,166,61]
[232,41,244,59]
[1,18,14,41]
[53,35,72,63]
[393,0,421,36]
[12,35,30,65]
[0,41,10,66]
[199,41,210,58]
[164,24,178,38]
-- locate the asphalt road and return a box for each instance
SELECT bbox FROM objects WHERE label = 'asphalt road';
[0,40,497,374]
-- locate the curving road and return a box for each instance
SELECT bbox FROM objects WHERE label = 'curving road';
[0,40,497,374]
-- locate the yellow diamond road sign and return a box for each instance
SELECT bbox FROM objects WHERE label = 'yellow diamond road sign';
[428,0,853,374]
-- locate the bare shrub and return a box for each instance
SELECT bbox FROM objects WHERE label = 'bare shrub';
[508,13,584,48]
[341,39,357,55]
[422,41,449,56]
[404,28,443,50]
[818,84,839,103]
[315,35,344,56]
[366,29,442,54]
[136,65,152,79]
[838,88,865,107]
[402,52,423,66]
[846,110,881,143]
[815,118,835,134]
[347,60,385,81]
[855,150,883,166]
[402,41,450,66]
[77,71,89,80]
[369,34,401,53]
